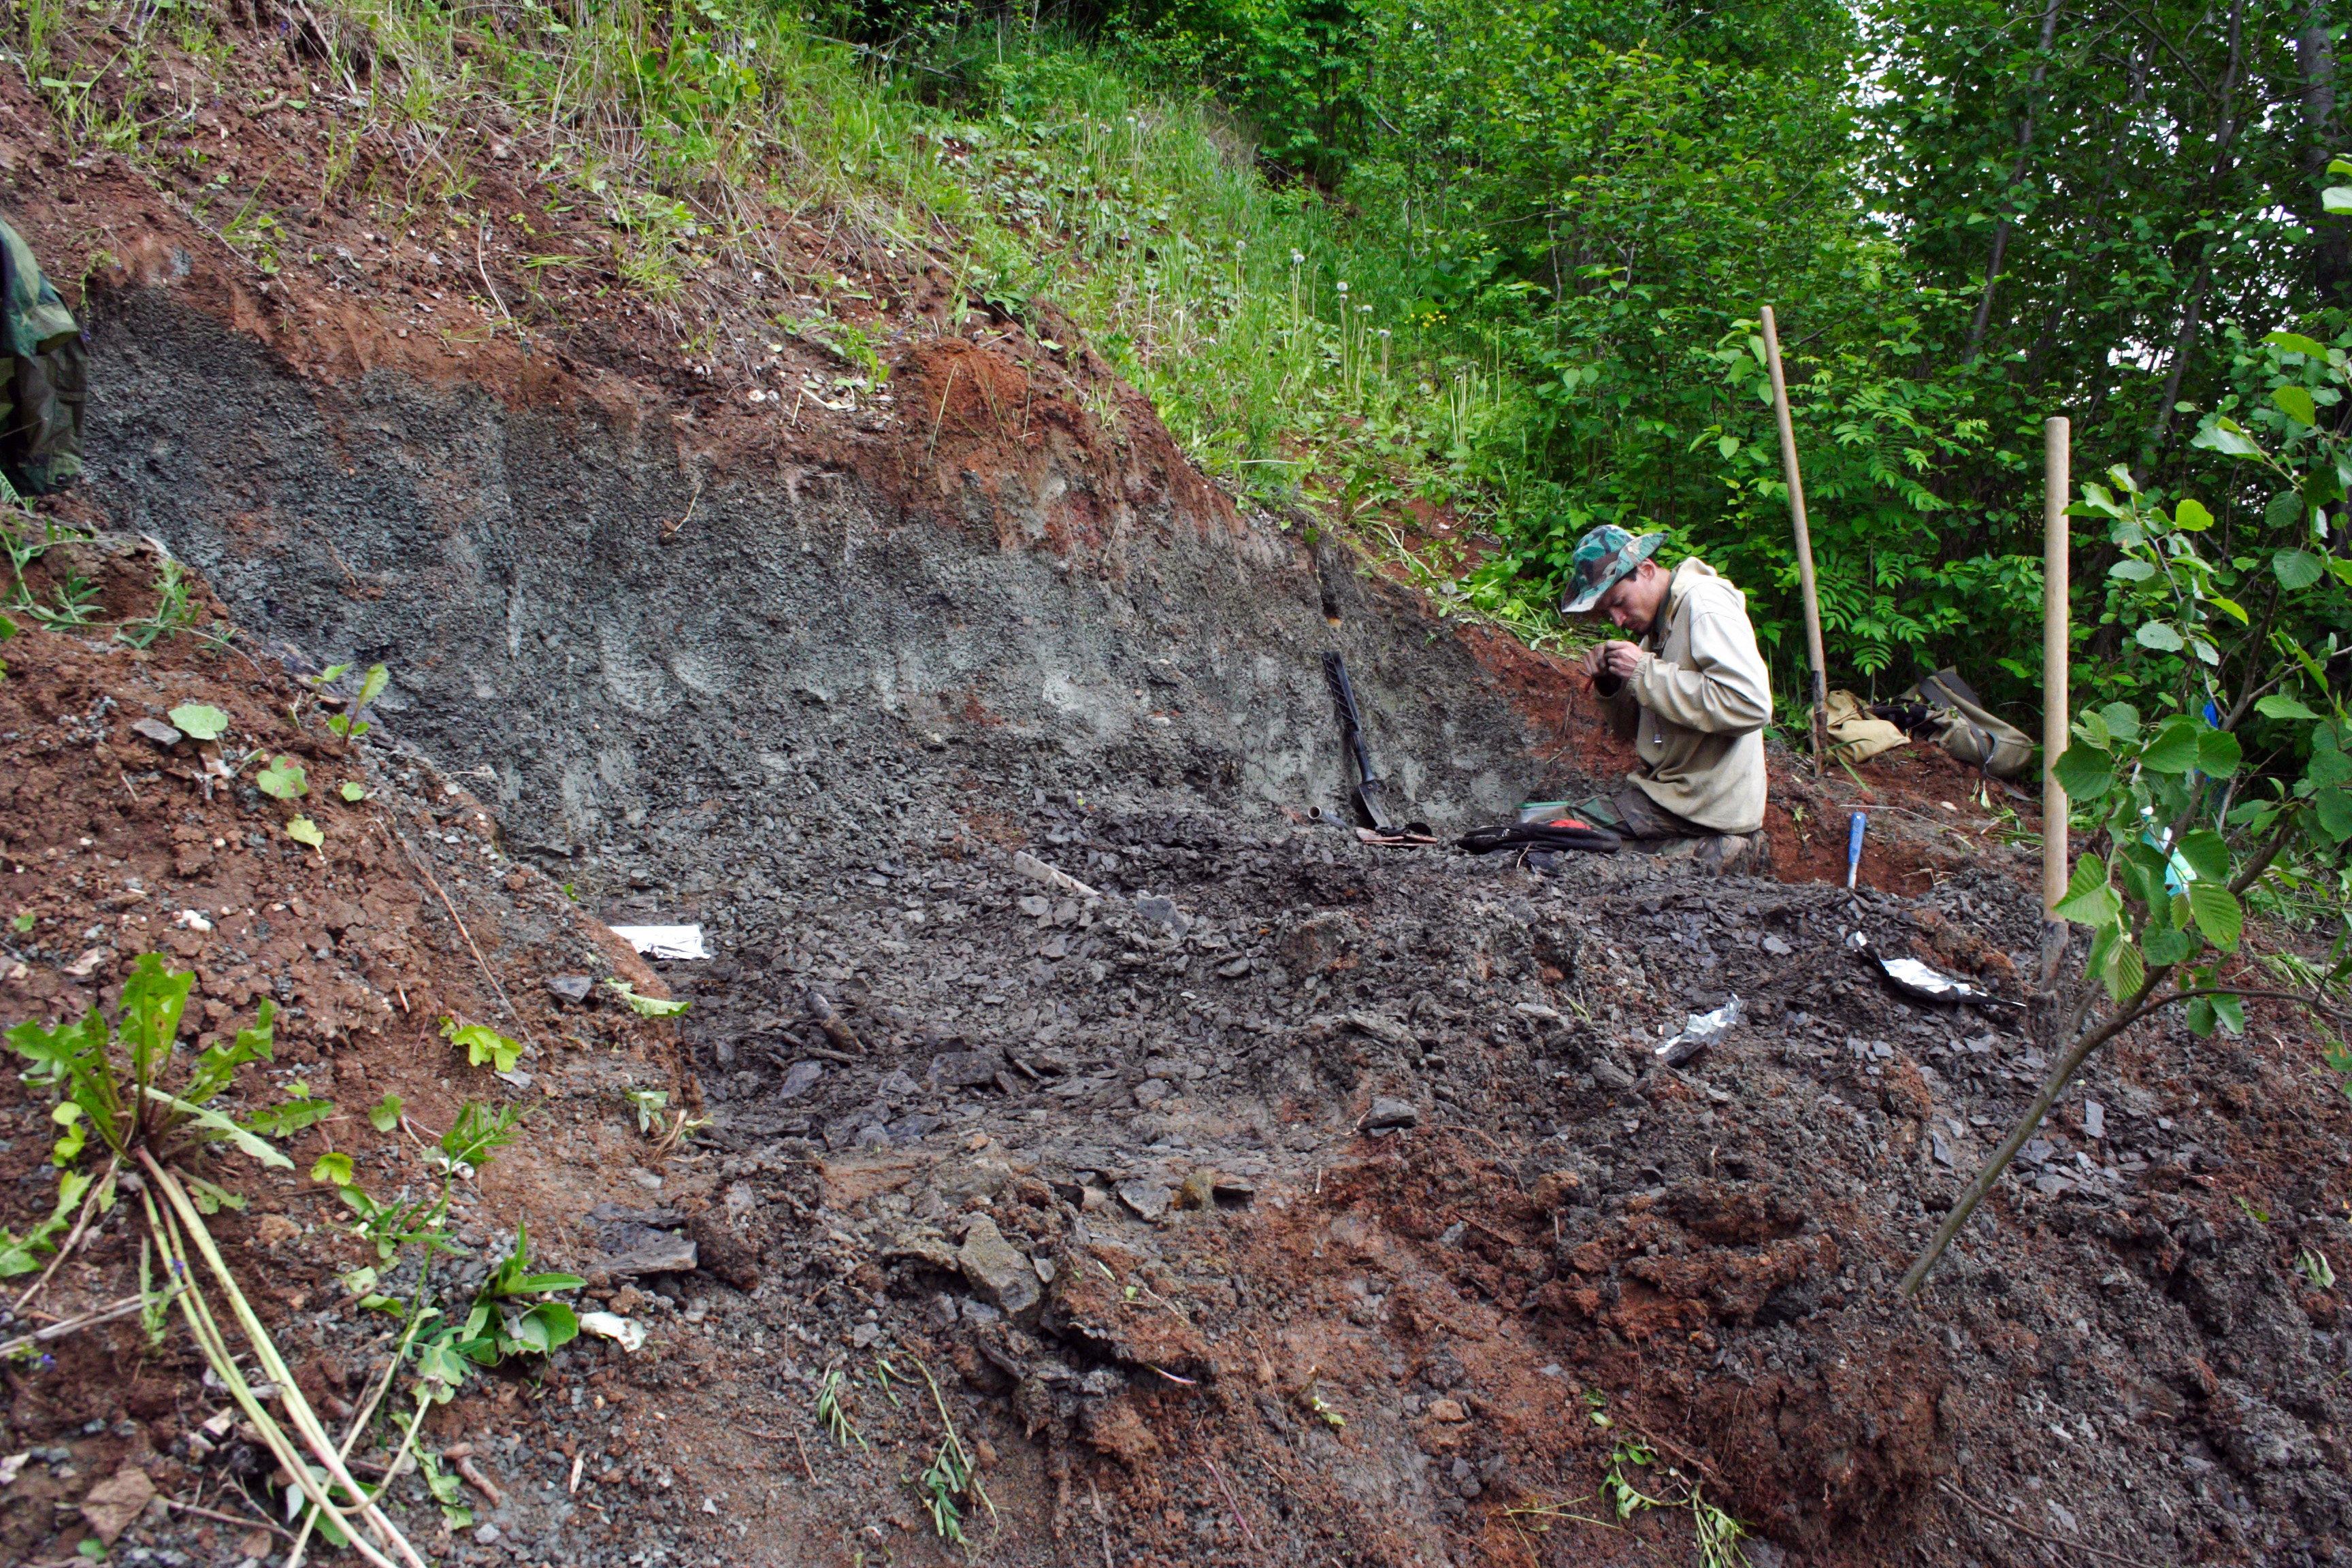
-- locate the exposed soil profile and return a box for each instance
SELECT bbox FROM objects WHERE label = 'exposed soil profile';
[4,31,2351,1568]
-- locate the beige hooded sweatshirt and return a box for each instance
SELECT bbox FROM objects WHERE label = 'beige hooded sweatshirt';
[1592,556,1772,834]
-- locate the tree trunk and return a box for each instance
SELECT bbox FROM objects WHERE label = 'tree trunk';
[2304,0,2349,308]
[2146,0,2247,450]
[1965,0,2065,363]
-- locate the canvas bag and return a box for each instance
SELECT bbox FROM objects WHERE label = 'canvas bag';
[0,216,88,495]
[1895,668,2034,780]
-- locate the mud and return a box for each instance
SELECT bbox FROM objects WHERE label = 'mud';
[4,23,2351,1568]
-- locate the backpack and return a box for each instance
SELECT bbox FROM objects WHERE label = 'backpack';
[0,216,87,496]
[1876,668,2034,781]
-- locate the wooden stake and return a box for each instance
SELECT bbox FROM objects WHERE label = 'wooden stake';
[2040,416,2072,984]
[1760,306,1828,771]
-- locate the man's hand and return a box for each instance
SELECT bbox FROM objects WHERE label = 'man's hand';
[1580,640,1645,683]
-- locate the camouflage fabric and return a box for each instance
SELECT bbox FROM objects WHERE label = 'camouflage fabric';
[0,216,86,495]
[1558,524,1665,614]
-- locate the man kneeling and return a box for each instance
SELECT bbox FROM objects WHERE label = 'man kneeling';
[1561,526,1771,873]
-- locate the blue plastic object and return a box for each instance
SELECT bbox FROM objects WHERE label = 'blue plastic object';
[1846,812,1867,890]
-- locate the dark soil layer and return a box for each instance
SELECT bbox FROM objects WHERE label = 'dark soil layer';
[2,22,2349,1568]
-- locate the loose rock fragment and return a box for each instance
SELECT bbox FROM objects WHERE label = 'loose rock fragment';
[957,1215,1043,1323]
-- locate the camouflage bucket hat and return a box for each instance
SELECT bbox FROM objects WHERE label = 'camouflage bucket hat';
[1559,525,1667,614]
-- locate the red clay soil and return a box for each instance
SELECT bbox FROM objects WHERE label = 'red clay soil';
[0,551,698,1564]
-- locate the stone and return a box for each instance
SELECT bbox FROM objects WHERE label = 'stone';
[79,1464,155,1546]
[1932,1132,1953,1166]
[2084,1100,2105,1139]
[1117,1179,1173,1220]
[956,1215,1042,1324]
[930,1051,1002,1088]
[1363,1098,1418,1132]
[778,1060,825,1099]
[1216,957,1251,978]
[131,718,183,749]
[1426,1398,1467,1423]
[545,975,593,1002]
[474,1524,502,1545]
[877,1068,920,1100]
[1135,895,1189,936]
[1018,895,1051,917]
[1761,934,1792,956]
[850,1321,883,1348]
[1590,1058,1636,1091]
[1342,1012,1415,1047]
[254,1214,301,1247]
[1132,1078,1171,1109]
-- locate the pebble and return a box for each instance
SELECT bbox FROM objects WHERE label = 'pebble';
[545,975,593,1002]
[630,1169,663,1192]
[2084,1100,2105,1138]
[777,1060,825,1099]
[1364,1097,1418,1131]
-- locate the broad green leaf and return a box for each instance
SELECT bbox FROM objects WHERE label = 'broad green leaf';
[2097,928,2146,1002]
[414,1337,473,1404]
[2098,702,2142,742]
[2327,184,2352,216]
[2190,638,2219,668]
[2275,549,2327,591]
[2051,854,2122,927]
[367,1092,404,1132]
[2195,730,2242,778]
[2254,695,2317,726]
[2186,996,2217,1036]
[2267,331,2331,359]
[2274,386,2319,427]
[1717,435,1738,459]
[2187,882,2243,952]
[2143,926,2193,966]
[2134,621,2185,653]
[356,664,390,708]
[257,755,309,800]
[2206,595,2249,624]
[168,703,230,740]
[2138,719,2201,774]
[287,816,325,854]
[2269,490,2310,532]
[2174,829,2230,883]
[2073,709,2112,748]
[2191,417,2263,459]
[441,1017,521,1073]
[2050,743,2113,802]
[2172,498,2215,532]
[2316,786,2352,844]
[311,1152,354,1186]
[2211,994,2247,1035]
[144,1086,292,1168]
[2107,558,2155,581]
[340,781,366,802]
